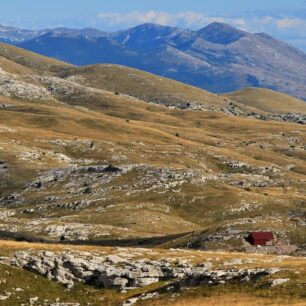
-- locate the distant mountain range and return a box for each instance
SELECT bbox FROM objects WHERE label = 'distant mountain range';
[0,25,42,43]
[1,22,306,100]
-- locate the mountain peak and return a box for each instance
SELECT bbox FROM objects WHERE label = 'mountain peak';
[203,22,237,30]
[45,27,106,38]
[197,22,247,44]
[127,23,179,35]
[133,23,173,30]
[113,23,183,50]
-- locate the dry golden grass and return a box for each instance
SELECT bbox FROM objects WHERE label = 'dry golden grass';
[0,43,305,246]
[224,87,306,114]
[60,64,222,103]
[0,42,72,72]
[58,64,264,115]
[0,43,306,306]
[0,240,116,255]
[1,240,306,269]
[0,90,305,242]
[0,56,36,75]
[152,294,306,306]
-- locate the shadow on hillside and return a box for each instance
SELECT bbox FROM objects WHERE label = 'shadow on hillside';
[0,230,191,248]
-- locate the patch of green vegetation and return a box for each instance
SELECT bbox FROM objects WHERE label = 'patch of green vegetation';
[0,170,31,198]
[28,115,58,129]
[0,264,116,306]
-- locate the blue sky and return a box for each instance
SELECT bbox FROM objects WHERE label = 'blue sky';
[1,0,306,50]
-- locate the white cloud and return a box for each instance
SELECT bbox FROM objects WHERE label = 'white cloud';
[97,11,171,27]
[242,16,306,39]
[93,11,306,51]
[275,17,306,29]
[95,11,306,35]
[95,11,246,30]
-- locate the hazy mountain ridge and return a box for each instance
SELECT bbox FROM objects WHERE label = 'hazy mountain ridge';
[0,25,106,44]
[0,24,43,44]
[1,22,306,100]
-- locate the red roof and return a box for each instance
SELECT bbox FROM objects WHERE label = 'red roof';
[249,232,274,240]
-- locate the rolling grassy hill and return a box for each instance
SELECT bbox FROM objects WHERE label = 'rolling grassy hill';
[0,41,306,306]
[58,64,231,109]
[58,64,270,117]
[0,42,72,73]
[224,88,306,114]
[0,44,305,253]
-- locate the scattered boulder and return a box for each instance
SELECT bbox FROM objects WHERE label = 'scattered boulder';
[0,104,13,110]
[103,164,121,173]
[270,278,290,287]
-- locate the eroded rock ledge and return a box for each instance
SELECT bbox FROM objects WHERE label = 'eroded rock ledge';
[11,251,280,290]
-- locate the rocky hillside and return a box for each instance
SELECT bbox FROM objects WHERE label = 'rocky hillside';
[0,43,305,256]
[6,22,306,100]
[0,40,306,306]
